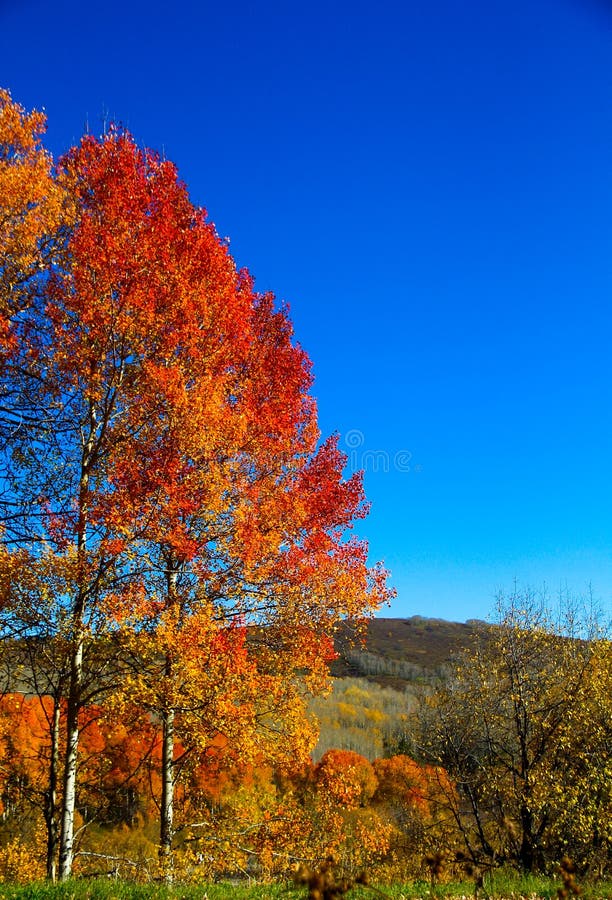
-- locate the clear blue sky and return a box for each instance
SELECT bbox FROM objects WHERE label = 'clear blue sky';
[2,0,611,622]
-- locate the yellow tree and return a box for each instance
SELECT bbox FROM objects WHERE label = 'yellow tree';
[0,89,67,331]
[547,636,612,872]
[419,589,604,873]
[0,89,71,542]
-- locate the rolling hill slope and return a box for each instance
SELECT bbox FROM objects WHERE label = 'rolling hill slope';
[311,615,490,760]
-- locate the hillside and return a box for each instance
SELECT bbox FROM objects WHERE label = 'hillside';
[331,614,488,687]
[312,615,490,760]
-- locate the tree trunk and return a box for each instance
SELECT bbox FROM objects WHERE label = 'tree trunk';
[58,432,92,881]
[159,559,178,881]
[44,697,61,881]
[159,697,175,881]
[518,803,539,873]
[58,628,83,881]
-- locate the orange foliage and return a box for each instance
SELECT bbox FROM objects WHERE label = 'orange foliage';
[0,682,456,883]
[315,749,379,809]
[78,704,162,825]
[0,694,58,815]
[0,89,68,351]
[49,127,391,862]
[51,130,391,618]
[0,694,162,828]
[373,754,433,814]
[0,94,394,876]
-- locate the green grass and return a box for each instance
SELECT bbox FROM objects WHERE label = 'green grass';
[0,884,292,900]
[1,873,612,900]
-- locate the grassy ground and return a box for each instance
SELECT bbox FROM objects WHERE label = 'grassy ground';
[0,872,611,900]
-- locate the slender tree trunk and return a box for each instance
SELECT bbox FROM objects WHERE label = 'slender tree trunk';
[44,697,62,881]
[159,693,175,880]
[58,431,92,881]
[518,803,537,873]
[159,559,178,881]
[58,625,83,880]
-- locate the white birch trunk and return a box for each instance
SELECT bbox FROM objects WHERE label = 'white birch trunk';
[58,633,83,880]
[58,421,94,881]
[44,697,61,881]
[159,560,178,881]
[159,699,175,880]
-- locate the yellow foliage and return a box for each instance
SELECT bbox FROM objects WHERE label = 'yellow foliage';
[364,707,386,725]
[0,825,46,884]
[0,89,70,330]
[420,590,612,873]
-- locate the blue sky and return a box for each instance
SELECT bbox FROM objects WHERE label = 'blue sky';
[1,0,611,622]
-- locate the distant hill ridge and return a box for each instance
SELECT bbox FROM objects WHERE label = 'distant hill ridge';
[312,616,491,759]
[332,615,489,688]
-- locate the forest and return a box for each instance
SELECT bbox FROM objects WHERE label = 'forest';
[0,88,611,893]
